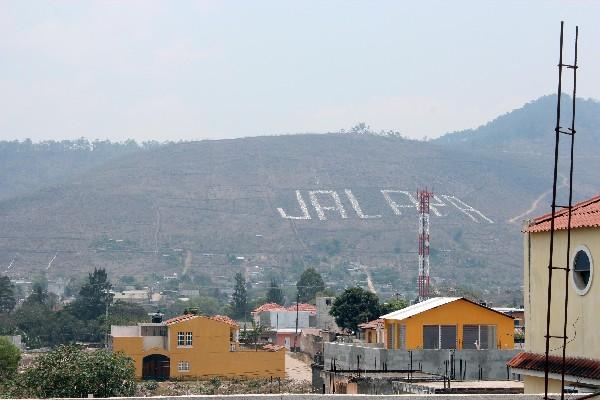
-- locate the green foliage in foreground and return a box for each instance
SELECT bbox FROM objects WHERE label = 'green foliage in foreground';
[0,337,20,382]
[1,345,135,398]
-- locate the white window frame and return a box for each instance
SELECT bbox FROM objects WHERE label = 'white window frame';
[571,245,593,296]
[177,331,193,347]
[178,360,190,372]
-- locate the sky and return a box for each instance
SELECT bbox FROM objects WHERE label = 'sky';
[0,0,599,142]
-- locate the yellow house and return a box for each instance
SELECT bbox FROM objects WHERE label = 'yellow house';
[111,313,285,380]
[509,195,600,393]
[381,297,514,350]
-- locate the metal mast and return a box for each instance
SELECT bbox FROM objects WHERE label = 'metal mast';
[543,21,578,400]
[418,189,434,302]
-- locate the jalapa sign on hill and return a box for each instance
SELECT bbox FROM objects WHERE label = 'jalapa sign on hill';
[276,189,494,223]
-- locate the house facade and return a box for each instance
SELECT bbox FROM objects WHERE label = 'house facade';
[381,297,514,350]
[111,313,284,380]
[509,195,600,393]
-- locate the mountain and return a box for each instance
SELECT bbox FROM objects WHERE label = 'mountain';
[1,95,599,305]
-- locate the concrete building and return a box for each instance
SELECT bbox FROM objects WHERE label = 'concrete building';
[316,296,339,331]
[382,297,515,350]
[113,289,150,304]
[111,313,284,380]
[509,195,600,393]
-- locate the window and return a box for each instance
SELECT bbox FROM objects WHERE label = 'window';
[398,325,406,350]
[463,325,497,349]
[177,331,193,347]
[572,245,593,295]
[178,361,190,372]
[423,325,456,349]
[387,325,394,349]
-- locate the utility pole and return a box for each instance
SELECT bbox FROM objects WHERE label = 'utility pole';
[294,291,299,352]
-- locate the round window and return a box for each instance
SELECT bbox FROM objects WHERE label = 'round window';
[571,245,593,295]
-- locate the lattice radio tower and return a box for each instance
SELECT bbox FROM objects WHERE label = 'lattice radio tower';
[417,189,434,302]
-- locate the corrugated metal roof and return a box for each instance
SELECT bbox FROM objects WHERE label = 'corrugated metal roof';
[527,194,600,233]
[507,352,600,380]
[380,297,460,321]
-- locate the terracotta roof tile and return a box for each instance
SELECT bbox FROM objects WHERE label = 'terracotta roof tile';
[527,194,600,233]
[164,314,199,325]
[252,303,285,314]
[287,303,317,314]
[358,319,384,330]
[209,315,239,328]
[262,344,285,352]
[507,352,600,380]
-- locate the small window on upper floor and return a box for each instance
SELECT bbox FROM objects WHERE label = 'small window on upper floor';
[571,245,593,295]
[177,331,193,347]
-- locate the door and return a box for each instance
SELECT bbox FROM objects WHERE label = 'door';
[142,354,170,380]
[284,336,291,349]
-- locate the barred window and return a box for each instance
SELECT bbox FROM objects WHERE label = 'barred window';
[178,361,190,372]
[177,331,193,346]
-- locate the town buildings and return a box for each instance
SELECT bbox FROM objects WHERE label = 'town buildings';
[508,195,600,393]
[252,302,316,349]
[110,312,284,380]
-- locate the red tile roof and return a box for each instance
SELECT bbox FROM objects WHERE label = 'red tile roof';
[164,314,199,325]
[358,319,384,330]
[209,315,239,328]
[287,303,317,314]
[252,303,286,314]
[262,344,285,352]
[527,194,600,233]
[507,352,600,381]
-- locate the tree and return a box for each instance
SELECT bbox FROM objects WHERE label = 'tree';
[296,267,325,303]
[379,297,408,315]
[0,276,16,314]
[20,345,135,398]
[70,268,113,320]
[266,278,284,305]
[230,272,248,320]
[107,301,148,326]
[0,337,20,381]
[329,287,381,332]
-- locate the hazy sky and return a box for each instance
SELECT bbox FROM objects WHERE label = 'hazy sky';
[1,1,599,142]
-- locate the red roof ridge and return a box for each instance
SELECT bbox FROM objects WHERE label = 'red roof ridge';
[209,314,239,328]
[164,314,199,325]
[526,194,600,233]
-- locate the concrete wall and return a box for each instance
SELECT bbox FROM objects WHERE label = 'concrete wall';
[15,394,587,399]
[324,342,519,381]
[525,228,600,358]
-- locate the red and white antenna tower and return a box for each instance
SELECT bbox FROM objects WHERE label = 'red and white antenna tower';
[417,189,434,302]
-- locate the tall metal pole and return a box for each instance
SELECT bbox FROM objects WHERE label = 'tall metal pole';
[417,189,433,302]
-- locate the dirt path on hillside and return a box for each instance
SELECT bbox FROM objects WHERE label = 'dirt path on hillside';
[285,353,311,382]
[508,174,567,224]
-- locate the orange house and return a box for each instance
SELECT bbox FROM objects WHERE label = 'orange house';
[381,297,514,350]
[111,313,285,380]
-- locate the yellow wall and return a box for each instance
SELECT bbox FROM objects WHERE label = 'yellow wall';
[112,316,285,380]
[524,228,600,359]
[383,298,514,350]
[523,375,565,394]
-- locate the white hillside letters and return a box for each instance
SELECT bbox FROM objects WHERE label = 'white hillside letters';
[276,190,312,219]
[309,190,348,220]
[345,189,382,219]
[275,189,494,224]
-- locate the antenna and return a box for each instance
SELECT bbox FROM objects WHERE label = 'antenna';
[417,188,434,302]
[543,21,578,400]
